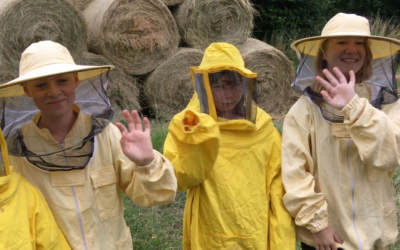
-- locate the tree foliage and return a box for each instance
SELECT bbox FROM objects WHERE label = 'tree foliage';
[251,0,400,41]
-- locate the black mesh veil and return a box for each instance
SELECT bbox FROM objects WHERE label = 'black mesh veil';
[292,39,400,122]
[193,69,257,123]
[0,71,113,171]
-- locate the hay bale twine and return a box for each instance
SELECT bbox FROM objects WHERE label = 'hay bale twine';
[161,0,185,6]
[0,0,87,70]
[76,52,141,122]
[83,0,180,75]
[238,38,295,115]
[175,0,255,50]
[144,48,204,120]
[66,0,93,10]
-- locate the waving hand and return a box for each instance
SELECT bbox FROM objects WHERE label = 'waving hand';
[115,110,154,166]
[316,67,356,110]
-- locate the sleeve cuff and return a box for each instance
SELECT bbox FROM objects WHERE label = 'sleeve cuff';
[342,94,365,123]
[137,150,157,168]
[306,218,329,233]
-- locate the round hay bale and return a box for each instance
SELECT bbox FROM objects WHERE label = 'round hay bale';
[161,0,184,6]
[83,0,180,75]
[76,52,141,122]
[66,0,93,10]
[0,67,18,84]
[175,0,255,50]
[144,48,204,120]
[238,38,296,115]
[0,0,87,70]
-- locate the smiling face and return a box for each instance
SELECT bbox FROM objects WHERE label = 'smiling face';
[23,73,79,120]
[210,72,244,119]
[323,37,367,78]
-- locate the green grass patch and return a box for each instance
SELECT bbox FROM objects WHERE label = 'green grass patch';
[124,191,186,250]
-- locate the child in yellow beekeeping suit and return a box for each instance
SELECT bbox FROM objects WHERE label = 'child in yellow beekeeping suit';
[164,42,296,249]
[0,125,70,249]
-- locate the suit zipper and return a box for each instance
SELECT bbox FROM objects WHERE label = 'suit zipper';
[346,138,362,250]
[59,142,89,250]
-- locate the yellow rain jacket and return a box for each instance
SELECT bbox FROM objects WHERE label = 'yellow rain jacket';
[282,85,400,249]
[11,106,177,250]
[0,126,70,249]
[164,43,295,249]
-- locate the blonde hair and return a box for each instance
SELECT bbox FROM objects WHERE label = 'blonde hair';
[311,38,373,93]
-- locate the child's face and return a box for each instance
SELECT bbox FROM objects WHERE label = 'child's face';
[23,73,79,119]
[323,37,366,78]
[210,73,244,114]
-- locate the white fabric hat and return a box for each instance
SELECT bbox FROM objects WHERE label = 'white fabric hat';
[0,40,114,97]
[291,13,400,59]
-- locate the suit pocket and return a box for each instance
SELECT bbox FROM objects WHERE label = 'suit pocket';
[90,166,122,221]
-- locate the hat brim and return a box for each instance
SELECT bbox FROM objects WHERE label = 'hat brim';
[194,64,257,78]
[0,64,114,97]
[291,34,400,59]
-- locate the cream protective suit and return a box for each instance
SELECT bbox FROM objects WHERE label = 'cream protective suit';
[11,108,177,250]
[282,86,400,249]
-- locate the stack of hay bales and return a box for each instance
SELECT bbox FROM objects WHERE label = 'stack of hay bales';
[0,0,295,122]
[0,0,141,122]
[144,48,204,120]
[0,0,87,71]
[83,0,180,75]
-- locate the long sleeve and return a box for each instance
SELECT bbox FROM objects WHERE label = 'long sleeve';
[107,124,177,207]
[267,129,296,249]
[343,95,400,170]
[164,109,220,191]
[281,110,329,233]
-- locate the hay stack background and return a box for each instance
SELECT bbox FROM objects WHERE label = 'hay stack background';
[83,0,180,75]
[238,38,295,114]
[0,0,87,70]
[161,0,185,6]
[144,48,204,120]
[77,52,141,122]
[0,68,17,85]
[66,0,93,10]
[175,0,255,50]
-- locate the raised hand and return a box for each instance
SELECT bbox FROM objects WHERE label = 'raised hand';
[316,67,356,110]
[115,110,154,166]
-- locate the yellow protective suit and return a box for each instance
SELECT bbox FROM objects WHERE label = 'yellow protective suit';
[0,126,70,249]
[164,42,295,250]
[11,106,177,250]
[282,84,400,249]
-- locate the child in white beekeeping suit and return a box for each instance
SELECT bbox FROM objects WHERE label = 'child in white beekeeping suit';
[0,40,177,250]
[282,13,400,250]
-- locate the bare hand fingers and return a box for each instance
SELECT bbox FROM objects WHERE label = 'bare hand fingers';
[349,70,356,86]
[333,233,343,244]
[115,122,128,135]
[121,110,137,132]
[316,76,334,92]
[332,67,348,84]
[143,117,151,134]
[321,69,339,87]
[130,110,143,131]
[320,90,334,104]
